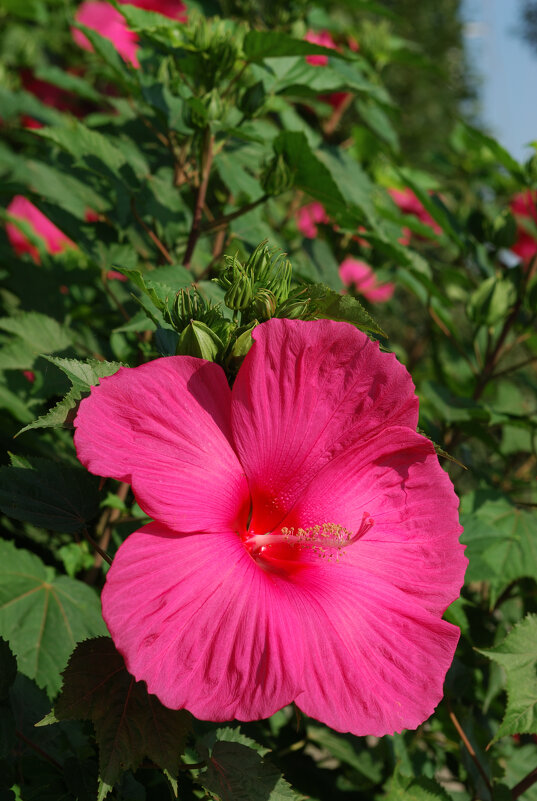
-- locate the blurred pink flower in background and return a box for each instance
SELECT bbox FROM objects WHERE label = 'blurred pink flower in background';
[20,71,79,129]
[339,257,394,303]
[305,30,338,66]
[389,187,442,241]
[304,30,354,110]
[73,0,186,67]
[6,196,75,264]
[74,318,466,735]
[510,190,537,263]
[296,201,329,238]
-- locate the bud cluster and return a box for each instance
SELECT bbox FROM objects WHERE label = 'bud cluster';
[216,241,293,324]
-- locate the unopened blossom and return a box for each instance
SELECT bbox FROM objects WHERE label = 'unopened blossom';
[510,190,537,263]
[339,257,394,303]
[73,0,186,67]
[6,196,75,264]
[74,319,466,735]
[296,201,329,238]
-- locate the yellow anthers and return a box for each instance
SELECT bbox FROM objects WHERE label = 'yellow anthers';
[280,523,355,550]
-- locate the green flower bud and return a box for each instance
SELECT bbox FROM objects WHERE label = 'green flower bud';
[202,89,224,122]
[261,153,295,197]
[253,288,277,320]
[224,271,253,310]
[276,297,311,320]
[226,321,257,373]
[176,320,223,361]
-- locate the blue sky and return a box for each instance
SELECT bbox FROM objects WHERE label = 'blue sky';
[462,0,537,162]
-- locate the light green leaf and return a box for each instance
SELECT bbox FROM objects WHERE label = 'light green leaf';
[17,358,122,435]
[478,614,537,742]
[36,121,128,175]
[0,312,72,355]
[461,496,537,606]
[0,540,107,697]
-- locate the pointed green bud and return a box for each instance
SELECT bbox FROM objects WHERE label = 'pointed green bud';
[224,271,253,310]
[202,89,224,122]
[276,297,311,320]
[253,288,277,320]
[261,153,295,196]
[175,320,223,361]
[226,321,257,373]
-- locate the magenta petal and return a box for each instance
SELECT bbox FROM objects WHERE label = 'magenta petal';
[283,427,467,616]
[232,319,418,531]
[102,522,304,720]
[292,562,460,735]
[74,357,249,532]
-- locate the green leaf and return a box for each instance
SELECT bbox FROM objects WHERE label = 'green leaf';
[306,725,382,783]
[0,457,101,533]
[34,66,102,103]
[17,357,122,435]
[467,276,517,326]
[244,30,348,62]
[273,132,346,214]
[461,123,525,180]
[461,496,537,606]
[55,637,192,787]
[0,540,106,697]
[197,740,300,801]
[0,312,72,355]
[384,774,453,800]
[478,614,537,742]
[304,283,386,336]
[35,121,128,176]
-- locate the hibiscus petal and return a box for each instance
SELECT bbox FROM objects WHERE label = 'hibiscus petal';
[102,522,304,720]
[232,319,418,531]
[291,562,460,735]
[282,427,466,615]
[74,357,249,532]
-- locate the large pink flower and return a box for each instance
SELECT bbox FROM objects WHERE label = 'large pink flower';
[73,0,186,67]
[74,319,466,735]
[510,190,537,263]
[6,196,75,264]
[339,257,394,303]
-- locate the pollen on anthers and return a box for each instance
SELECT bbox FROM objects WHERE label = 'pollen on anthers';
[243,512,374,560]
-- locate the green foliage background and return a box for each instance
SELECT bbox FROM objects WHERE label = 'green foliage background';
[0,0,536,799]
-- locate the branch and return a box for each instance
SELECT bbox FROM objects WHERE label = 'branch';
[183,128,214,270]
[448,706,492,795]
[131,198,174,265]
[200,194,269,233]
[513,765,537,799]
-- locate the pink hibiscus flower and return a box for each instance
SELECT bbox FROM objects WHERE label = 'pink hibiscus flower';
[73,0,186,68]
[339,257,394,303]
[510,190,537,263]
[389,187,442,239]
[296,201,329,238]
[6,196,75,264]
[74,318,466,735]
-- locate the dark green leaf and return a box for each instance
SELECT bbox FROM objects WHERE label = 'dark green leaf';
[197,741,299,801]
[0,457,101,533]
[244,30,349,62]
[55,637,192,786]
[304,283,386,336]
